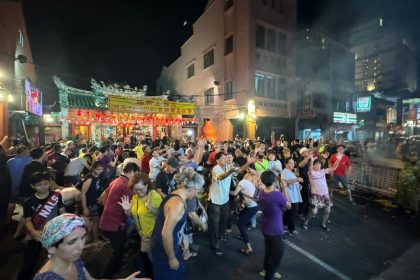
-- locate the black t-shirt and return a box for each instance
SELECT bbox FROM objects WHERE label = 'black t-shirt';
[155,170,176,195]
[297,156,310,185]
[233,156,247,167]
[19,161,48,198]
[23,191,64,229]
[84,174,105,206]
[49,153,70,173]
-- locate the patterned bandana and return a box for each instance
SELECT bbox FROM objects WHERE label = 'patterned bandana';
[40,213,85,248]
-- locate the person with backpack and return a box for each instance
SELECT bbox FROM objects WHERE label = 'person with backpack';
[230,163,260,255]
[80,161,105,244]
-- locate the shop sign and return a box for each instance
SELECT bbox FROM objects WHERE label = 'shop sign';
[333,112,357,124]
[386,108,397,124]
[109,96,195,115]
[356,96,371,112]
[408,108,417,120]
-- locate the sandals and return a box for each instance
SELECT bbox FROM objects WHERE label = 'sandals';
[184,251,198,261]
[239,248,253,256]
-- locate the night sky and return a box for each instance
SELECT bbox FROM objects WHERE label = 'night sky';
[22,0,420,109]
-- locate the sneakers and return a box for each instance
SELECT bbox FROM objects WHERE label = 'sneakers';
[259,270,282,279]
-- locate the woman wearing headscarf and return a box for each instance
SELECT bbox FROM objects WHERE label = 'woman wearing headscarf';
[34,213,150,280]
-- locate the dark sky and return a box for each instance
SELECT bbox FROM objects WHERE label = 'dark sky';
[22,0,420,107]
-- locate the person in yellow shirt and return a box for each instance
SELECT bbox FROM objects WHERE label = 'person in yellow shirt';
[133,142,144,161]
[119,172,162,278]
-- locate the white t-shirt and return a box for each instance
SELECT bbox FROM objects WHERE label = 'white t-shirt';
[64,157,87,176]
[149,156,165,181]
[209,164,232,205]
[269,160,283,176]
[309,169,329,196]
[238,179,258,208]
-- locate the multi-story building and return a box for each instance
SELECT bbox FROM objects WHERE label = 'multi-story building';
[294,26,357,141]
[0,0,37,140]
[350,18,417,96]
[350,18,418,138]
[157,0,297,140]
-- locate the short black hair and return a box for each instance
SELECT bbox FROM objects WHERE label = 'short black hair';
[337,144,345,149]
[215,151,225,161]
[285,157,294,165]
[30,171,50,185]
[261,170,276,187]
[123,162,139,174]
[30,147,44,159]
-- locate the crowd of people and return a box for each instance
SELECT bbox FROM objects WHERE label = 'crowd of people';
[0,133,353,280]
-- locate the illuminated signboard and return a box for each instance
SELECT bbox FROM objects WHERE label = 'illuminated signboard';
[24,80,42,116]
[357,96,371,112]
[333,112,357,124]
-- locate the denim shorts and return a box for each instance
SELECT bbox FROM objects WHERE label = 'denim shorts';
[332,175,349,190]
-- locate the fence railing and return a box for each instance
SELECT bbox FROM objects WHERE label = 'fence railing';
[348,161,400,197]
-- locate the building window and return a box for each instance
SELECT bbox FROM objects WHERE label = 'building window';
[267,29,276,52]
[205,88,214,105]
[255,73,265,96]
[225,35,233,55]
[187,64,195,79]
[203,49,214,69]
[256,25,265,49]
[225,81,233,100]
[18,30,24,47]
[267,76,275,98]
[224,0,233,11]
[277,77,286,99]
[278,32,287,53]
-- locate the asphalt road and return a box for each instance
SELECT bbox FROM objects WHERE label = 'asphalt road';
[1,192,419,280]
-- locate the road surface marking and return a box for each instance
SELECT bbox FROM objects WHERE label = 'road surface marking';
[285,239,351,280]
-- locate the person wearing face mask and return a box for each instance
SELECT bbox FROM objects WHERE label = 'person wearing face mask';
[255,151,270,173]
[149,167,205,280]
[34,213,149,280]
[119,173,162,278]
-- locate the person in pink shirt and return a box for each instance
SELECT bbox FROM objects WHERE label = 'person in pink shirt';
[302,153,340,231]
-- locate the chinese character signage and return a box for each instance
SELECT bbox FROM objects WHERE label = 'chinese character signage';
[333,112,357,124]
[24,79,42,116]
[356,96,371,112]
[108,96,195,115]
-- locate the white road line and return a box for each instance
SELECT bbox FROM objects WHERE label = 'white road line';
[285,239,352,280]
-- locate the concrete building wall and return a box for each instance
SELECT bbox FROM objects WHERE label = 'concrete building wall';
[0,0,37,139]
[157,0,297,140]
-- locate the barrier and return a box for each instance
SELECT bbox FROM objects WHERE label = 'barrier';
[348,161,400,197]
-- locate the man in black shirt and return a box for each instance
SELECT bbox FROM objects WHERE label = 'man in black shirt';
[155,157,178,198]
[19,148,48,200]
[297,147,311,221]
[48,144,71,186]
